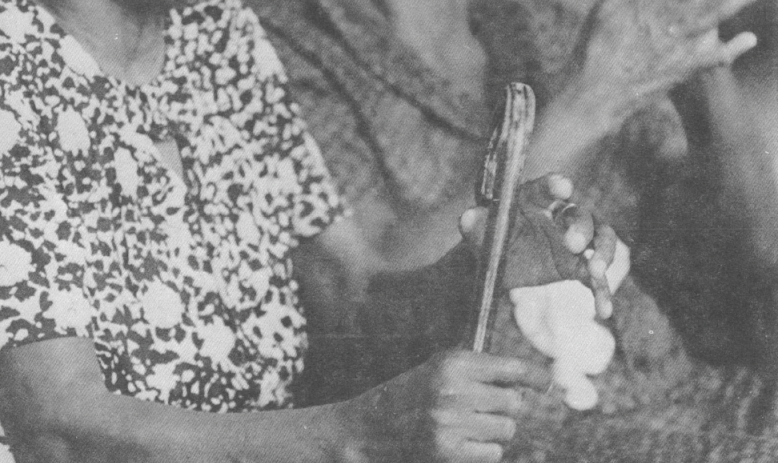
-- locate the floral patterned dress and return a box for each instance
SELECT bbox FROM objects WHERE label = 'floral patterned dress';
[0,0,344,455]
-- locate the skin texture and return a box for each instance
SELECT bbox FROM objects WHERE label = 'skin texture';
[0,174,605,463]
[0,0,761,461]
[521,0,758,180]
[459,176,617,319]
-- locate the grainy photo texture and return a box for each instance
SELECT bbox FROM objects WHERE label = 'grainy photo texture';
[0,0,775,461]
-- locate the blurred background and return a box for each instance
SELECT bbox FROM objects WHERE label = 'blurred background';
[251,0,778,457]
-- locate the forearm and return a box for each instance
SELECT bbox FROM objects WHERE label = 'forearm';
[366,240,477,351]
[370,240,476,297]
[698,68,778,268]
[523,77,633,182]
[7,387,352,463]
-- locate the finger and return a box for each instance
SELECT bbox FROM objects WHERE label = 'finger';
[433,410,518,444]
[461,353,551,391]
[590,266,613,320]
[555,205,595,255]
[691,31,757,69]
[588,224,617,319]
[447,442,505,463]
[686,0,757,35]
[435,383,523,416]
[463,414,518,443]
[434,432,504,463]
[519,173,573,211]
[547,174,574,201]
[472,385,524,416]
[715,0,758,22]
[605,239,631,294]
[459,207,488,249]
[590,223,617,271]
[716,31,758,65]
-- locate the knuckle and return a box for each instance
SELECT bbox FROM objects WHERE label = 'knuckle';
[439,351,467,377]
[429,409,457,429]
[433,431,459,459]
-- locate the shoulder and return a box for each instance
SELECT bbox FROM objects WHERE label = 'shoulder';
[0,2,73,123]
[174,0,285,81]
[0,11,38,89]
[174,0,266,47]
[223,0,286,79]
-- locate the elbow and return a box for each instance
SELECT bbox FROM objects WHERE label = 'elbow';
[1,384,106,463]
[3,405,80,463]
[5,434,78,463]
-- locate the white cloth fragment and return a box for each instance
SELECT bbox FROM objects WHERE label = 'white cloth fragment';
[509,239,630,410]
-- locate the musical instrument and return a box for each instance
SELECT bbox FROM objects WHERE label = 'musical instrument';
[469,83,535,353]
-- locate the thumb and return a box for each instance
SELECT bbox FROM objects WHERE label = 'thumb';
[459,207,488,250]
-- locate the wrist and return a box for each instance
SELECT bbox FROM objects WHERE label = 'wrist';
[551,77,633,137]
[336,373,420,461]
[523,83,626,180]
[310,402,368,463]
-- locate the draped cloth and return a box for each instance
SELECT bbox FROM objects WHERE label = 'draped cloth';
[252,0,489,210]
[251,0,778,460]
[250,0,489,405]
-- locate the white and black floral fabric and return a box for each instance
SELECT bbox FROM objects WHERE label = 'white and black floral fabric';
[0,0,343,422]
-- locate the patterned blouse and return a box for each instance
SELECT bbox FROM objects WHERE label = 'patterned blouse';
[0,0,343,418]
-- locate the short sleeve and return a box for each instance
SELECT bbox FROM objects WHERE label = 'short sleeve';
[288,128,348,238]
[0,81,94,352]
[240,6,347,240]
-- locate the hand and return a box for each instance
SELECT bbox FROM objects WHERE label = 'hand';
[573,0,757,116]
[460,173,617,319]
[343,350,550,463]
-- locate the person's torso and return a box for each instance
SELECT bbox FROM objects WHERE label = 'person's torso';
[0,0,309,412]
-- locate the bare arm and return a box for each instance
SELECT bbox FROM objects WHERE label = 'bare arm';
[0,335,555,463]
[0,338,352,463]
[523,0,758,181]
[0,175,618,463]
[694,67,778,270]
[294,175,617,336]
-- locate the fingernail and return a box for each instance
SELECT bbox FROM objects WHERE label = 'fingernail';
[548,199,566,218]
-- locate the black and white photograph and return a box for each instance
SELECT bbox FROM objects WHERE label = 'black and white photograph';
[0,0,775,461]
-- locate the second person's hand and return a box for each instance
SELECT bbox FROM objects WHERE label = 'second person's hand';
[340,350,551,463]
[459,173,617,319]
[569,0,758,121]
